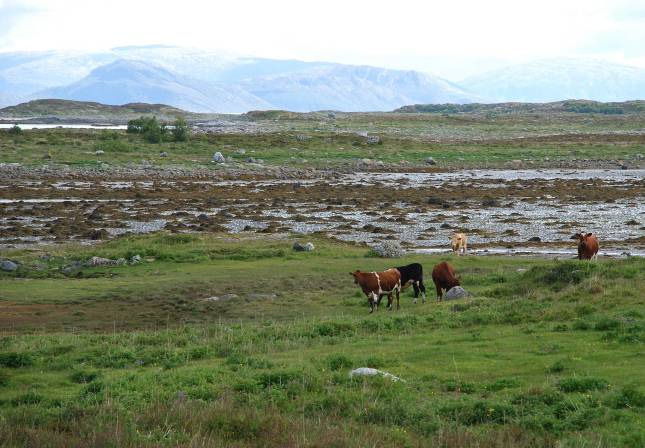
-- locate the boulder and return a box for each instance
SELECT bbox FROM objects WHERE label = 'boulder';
[87,256,116,267]
[444,286,470,300]
[366,135,380,145]
[349,367,403,382]
[159,151,168,157]
[425,157,437,165]
[371,241,404,258]
[293,242,315,252]
[1,260,18,272]
[130,254,142,264]
[95,150,105,155]
[245,157,258,163]
[212,152,225,163]
[235,148,246,155]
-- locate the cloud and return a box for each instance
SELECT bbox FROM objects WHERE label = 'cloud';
[1,0,644,77]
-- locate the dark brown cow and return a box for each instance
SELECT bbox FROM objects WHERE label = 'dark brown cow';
[350,268,402,313]
[573,232,599,260]
[431,262,460,302]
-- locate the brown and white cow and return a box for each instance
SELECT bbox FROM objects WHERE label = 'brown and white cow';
[450,233,467,256]
[431,262,460,302]
[573,232,599,260]
[350,268,402,313]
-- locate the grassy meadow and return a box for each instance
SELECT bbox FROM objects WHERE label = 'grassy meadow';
[2,109,645,169]
[1,233,644,447]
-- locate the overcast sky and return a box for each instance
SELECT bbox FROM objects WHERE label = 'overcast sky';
[1,0,644,79]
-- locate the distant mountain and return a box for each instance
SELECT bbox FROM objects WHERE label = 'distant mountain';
[461,58,645,103]
[0,47,478,112]
[36,59,270,113]
[2,48,645,112]
[240,65,476,111]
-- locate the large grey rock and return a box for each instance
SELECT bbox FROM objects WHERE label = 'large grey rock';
[371,241,404,258]
[87,256,116,267]
[349,367,403,382]
[212,152,225,163]
[444,286,470,300]
[293,241,315,252]
[1,260,18,272]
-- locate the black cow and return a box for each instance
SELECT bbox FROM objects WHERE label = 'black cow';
[396,263,426,303]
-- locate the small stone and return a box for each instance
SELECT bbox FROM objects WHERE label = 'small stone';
[95,150,105,155]
[130,254,142,264]
[366,135,380,145]
[245,157,258,163]
[425,157,437,165]
[87,256,116,267]
[159,151,168,157]
[528,236,541,242]
[212,152,225,163]
[236,148,246,155]
[349,367,403,382]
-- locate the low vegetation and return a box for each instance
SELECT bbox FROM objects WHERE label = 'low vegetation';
[1,233,643,446]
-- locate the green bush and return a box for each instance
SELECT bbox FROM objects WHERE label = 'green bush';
[70,370,100,384]
[607,385,645,409]
[326,354,352,371]
[557,377,609,393]
[171,117,189,142]
[0,352,34,368]
[126,116,167,143]
[7,124,22,135]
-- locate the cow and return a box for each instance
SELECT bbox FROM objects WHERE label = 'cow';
[450,233,467,256]
[572,232,599,260]
[394,263,426,304]
[350,268,402,313]
[431,262,460,302]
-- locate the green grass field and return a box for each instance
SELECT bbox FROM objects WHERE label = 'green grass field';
[1,233,643,447]
[2,108,644,169]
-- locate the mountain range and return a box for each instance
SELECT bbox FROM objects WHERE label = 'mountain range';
[1,46,645,112]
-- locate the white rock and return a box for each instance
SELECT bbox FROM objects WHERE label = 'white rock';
[349,367,403,382]
[212,152,225,163]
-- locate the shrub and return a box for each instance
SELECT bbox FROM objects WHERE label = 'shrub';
[11,391,43,406]
[172,117,189,142]
[439,400,516,425]
[608,386,645,409]
[70,370,100,384]
[0,352,34,368]
[0,370,9,387]
[486,378,519,391]
[547,360,566,374]
[7,124,22,135]
[557,377,609,393]
[326,354,352,371]
[126,116,167,143]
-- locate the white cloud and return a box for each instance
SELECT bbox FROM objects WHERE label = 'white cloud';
[1,0,644,78]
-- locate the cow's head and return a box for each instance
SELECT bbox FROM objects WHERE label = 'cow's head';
[573,232,593,246]
[349,270,361,284]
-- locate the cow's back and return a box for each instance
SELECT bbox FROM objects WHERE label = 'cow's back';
[432,262,457,288]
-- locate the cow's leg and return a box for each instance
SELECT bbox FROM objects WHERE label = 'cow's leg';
[396,287,400,310]
[435,284,442,302]
[419,279,427,303]
[463,242,467,255]
[386,293,393,310]
[412,281,419,304]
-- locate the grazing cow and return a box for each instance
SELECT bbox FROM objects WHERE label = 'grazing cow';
[394,263,426,304]
[573,232,599,260]
[431,262,460,302]
[450,233,467,255]
[350,268,402,313]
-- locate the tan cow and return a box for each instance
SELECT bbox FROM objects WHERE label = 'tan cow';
[450,233,467,255]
